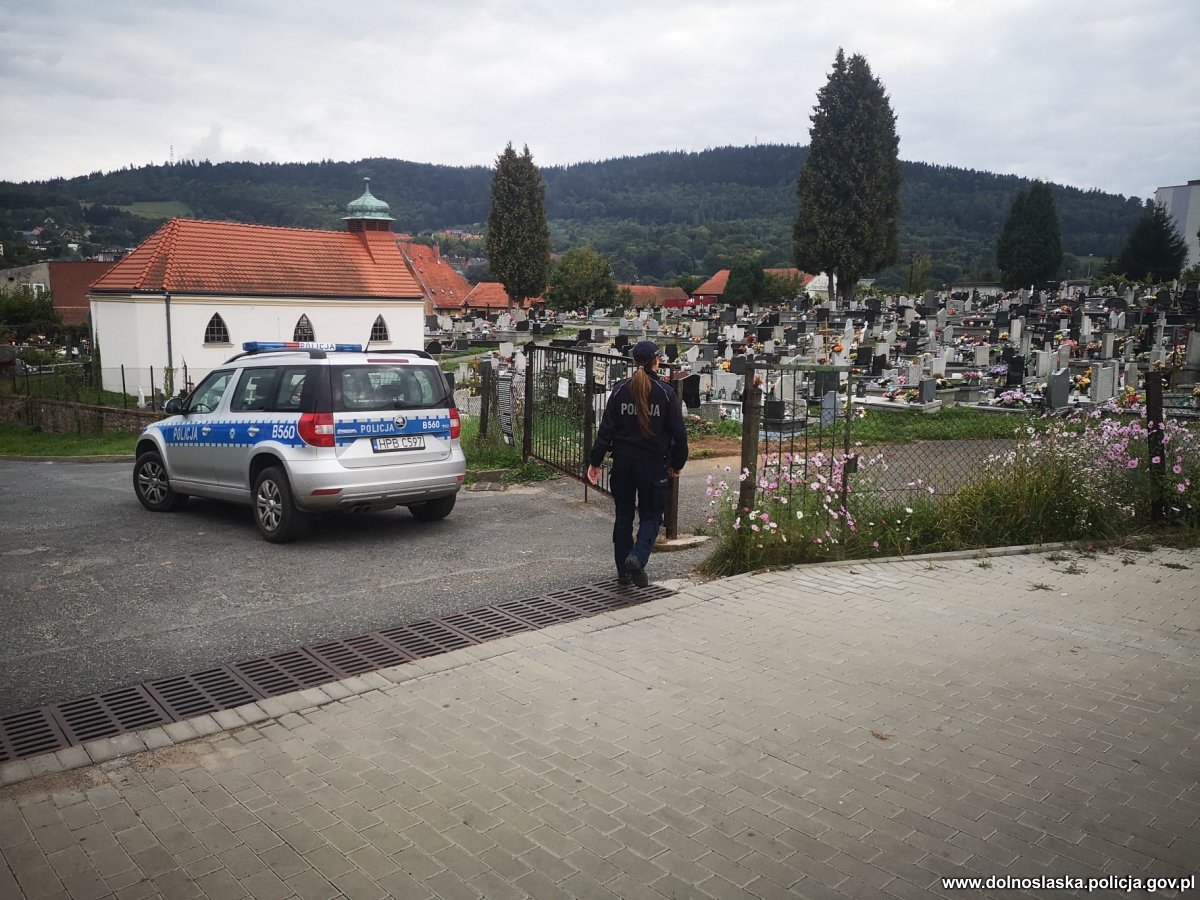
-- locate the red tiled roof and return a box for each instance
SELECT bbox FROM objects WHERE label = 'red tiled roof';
[693,268,815,298]
[398,241,472,314]
[90,219,423,298]
[693,270,730,296]
[48,260,116,324]
[620,285,689,306]
[463,283,542,310]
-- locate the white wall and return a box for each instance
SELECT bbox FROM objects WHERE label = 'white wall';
[91,293,424,395]
[1155,183,1200,270]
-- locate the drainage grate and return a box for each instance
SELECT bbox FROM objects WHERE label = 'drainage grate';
[52,686,167,746]
[0,708,67,763]
[233,649,338,696]
[0,581,673,763]
[147,668,259,721]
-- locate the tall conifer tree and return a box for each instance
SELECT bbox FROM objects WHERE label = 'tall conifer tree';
[794,50,901,306]
[486,143,551,307]
[1116,201,1188,283]
[996,181,1063,289]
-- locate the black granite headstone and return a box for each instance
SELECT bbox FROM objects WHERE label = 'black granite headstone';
[918,378,937,404]
[1005,356,1026,388]
[665,343,679,361]
[757,326,773,342]
[729,356,750,378]
[872,354,887,376]
[681,374,701,409]
[855,347,873,367]
[425,339,443,355]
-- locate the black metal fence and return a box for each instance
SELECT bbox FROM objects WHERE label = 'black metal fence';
[521,343,682,536]
[5,362,202,413]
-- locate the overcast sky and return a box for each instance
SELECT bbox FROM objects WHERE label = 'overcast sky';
[1,0,1196,199]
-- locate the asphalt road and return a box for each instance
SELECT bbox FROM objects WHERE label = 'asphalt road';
[0,460,712,714]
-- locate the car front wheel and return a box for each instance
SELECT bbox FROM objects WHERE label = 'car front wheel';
[409,494,456,522]
[134,451,188,512]
[253,466,308,543]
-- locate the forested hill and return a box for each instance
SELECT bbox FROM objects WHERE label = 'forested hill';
[1,145,1145,289]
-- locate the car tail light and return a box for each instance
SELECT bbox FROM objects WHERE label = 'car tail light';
[449,407,461,440]
[298,412,335,447]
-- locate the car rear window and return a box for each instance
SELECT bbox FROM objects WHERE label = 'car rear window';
[331,364,449,412]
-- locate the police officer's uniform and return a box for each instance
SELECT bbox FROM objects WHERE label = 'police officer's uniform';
[589,344,689,582]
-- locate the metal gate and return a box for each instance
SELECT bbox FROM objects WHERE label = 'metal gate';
[522,342,681,534]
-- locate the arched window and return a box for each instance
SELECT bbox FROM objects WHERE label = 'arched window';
[293,314,315,342]
[203,313,230,344]
[370,315,389,342]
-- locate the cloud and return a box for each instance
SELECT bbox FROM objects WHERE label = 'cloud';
[0,0,1196,199]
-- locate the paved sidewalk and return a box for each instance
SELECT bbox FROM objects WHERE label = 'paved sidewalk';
[2,545,1198,899]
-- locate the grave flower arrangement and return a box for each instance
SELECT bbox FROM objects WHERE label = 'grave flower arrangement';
[962,370,983,383]
[990,389,1033,408]
[1113,386,1143,410]
[831,342,845,353]
[1073,367,1092,394]
[883,388,919,403]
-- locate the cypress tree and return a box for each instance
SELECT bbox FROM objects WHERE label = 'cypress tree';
[996,181,1063,289]
[794,50,901,306]
[1117,201,1188,283]
[486,143,551,307]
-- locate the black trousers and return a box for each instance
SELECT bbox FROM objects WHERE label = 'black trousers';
[609,456,668,573]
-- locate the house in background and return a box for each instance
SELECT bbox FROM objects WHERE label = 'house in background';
[1156,179,1200,269]
[619,285,689,309]
[691,267,816,307]
[88,180,425,393]
[397,241,473,316]
[461,282,542,315]
[1,260,116,324]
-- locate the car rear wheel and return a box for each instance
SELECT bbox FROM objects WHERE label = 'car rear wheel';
[134,451,188,512]
[408,494,456,522]
[254,466,308,543]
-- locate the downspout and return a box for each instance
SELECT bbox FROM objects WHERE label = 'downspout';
[164,291,174,389]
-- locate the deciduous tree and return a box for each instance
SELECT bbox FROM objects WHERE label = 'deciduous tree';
[545,246,617,311]
[793,49,901,306]
[723,256,765,306]
[996,181,1063,289]
[486,143,550,307]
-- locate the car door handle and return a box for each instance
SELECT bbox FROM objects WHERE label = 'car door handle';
[200,427,212,435]
[247,427,260,436]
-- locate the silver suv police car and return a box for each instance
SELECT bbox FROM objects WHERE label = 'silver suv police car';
[134,342,466,542]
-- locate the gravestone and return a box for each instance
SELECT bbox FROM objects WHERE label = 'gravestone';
[1010,317,1023,344]
[685,344,701,364]
[988,328,1000,344]
[855,346,873,367]
[930,356,947,377]
[664,343,679,361]
[907,362,922,385]
[1047,369,1070,410]
[729,355,750,379]
[943,325,954,345]
[1091,365,1116,404]
[680,373,702,410]
[918,378,937,404]
[936,308,947,329]
[872,354,887,377]
[1033,349,1052,378]
[425,339,443,355]
[1005,356,1026,388]
[1102,333,1115,359]
[713,371,740,400]
[813,370,840,399]
[1123,361,1138,389]
[1186,331,1200,368]
[820,392,840,426]
[1057,345,1071,369]
[974,345,990,367]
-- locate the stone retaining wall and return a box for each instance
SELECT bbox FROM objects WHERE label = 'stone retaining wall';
[0,396,157,433]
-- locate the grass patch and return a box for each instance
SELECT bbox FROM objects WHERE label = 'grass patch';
[0,423,137,456]
[459,416,553,484]
[849,406,1029,446]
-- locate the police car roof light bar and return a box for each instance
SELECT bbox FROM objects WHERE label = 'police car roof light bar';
[224,341,365,364]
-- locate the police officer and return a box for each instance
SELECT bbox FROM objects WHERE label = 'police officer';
[587,341,688,587]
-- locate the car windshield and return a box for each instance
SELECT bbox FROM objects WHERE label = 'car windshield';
[331,364,449,412]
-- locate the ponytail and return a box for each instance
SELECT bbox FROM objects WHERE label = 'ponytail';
[630,366,655,438]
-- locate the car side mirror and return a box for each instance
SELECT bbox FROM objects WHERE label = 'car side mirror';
[164,397,184,415]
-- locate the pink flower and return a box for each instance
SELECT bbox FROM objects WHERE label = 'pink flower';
[1178,484,1188,494]
[1126,458,1139,469]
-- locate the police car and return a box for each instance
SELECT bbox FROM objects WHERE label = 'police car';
[133,342,466,542]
